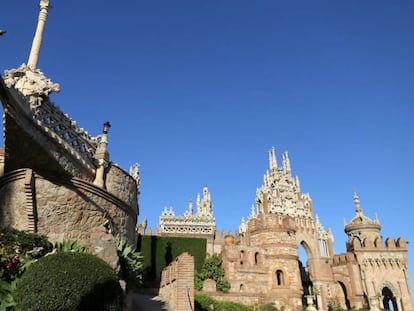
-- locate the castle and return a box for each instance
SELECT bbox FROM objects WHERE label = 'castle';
[0,0,138,267]
[1,2,413,311]
[156,148,413,311]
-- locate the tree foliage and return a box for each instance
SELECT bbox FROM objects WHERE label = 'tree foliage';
[0,226,53,310]
[195,255,230,292]
[117,240,144,289]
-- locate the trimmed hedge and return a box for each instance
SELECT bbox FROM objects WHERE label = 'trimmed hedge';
[15,252,123,311]
[137,235,206,281]
[195,294,281,311]
[195,294,252,311]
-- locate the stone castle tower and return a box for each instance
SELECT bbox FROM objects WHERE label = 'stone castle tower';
[0,0,139,267]
[213,148,413,311]
[340,193,412,311]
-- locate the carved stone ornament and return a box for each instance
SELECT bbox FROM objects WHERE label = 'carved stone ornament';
[4,65,60,107]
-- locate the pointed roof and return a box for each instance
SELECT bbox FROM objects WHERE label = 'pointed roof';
[344,192,381,234]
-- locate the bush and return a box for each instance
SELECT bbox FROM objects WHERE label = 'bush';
[0,226,52,260]
[195,294,281,311]
[54,240,86,253]
[117,240,144,289]
[0,226,53,310]
[195,294,252,311]
[195,255,230,292]
[15,252,123,311]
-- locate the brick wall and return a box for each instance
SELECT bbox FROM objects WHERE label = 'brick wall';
[159,252,194,311]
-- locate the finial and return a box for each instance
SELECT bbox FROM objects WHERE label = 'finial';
[295,176,301,192]
[27,0,51,70]
[282,151,291,172]
[269,147,277,172]
[188,199,193,215]
[353,190,362,215]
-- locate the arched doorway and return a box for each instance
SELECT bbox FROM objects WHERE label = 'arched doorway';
[338,281,351,309]
[382,287,398,311]
[298,241,313,307]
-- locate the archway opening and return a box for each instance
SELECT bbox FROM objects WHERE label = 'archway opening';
[382,287,397,311]
[298,241,313,307]
[338,281,351,309]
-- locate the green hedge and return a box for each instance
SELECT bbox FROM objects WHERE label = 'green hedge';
[137,235,206,281]
[15,252,123,311]
[195,294,280,311]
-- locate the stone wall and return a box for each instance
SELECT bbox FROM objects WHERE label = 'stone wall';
[0,168,137,268]
[159,252,194,311]
[105,164,138,210]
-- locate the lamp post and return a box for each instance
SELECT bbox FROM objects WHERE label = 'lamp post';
[93,121,111,188]
[0,30,6,36]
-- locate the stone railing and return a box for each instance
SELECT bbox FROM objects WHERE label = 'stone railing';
[2,67,98,170]
[159,252,194,311]
[31,99,98,163]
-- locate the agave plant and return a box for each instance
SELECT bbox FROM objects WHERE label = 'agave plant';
[54,240,86,253]
[116,240,144,286]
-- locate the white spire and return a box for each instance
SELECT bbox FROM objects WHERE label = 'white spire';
[269,147,277,173]
[27,0,51,70]
[282,151,291,172]
[353,191,362,216]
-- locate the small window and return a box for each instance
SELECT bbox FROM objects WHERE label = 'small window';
[276,270,284,286]
[254,252,259,265]
[240,250,245,265]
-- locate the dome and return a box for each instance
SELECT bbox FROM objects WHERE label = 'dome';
[344,192,381,235]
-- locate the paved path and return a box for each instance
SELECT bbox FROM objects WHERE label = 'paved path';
[124,293,170,311]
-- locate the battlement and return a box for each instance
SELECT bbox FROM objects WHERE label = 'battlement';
[332,253,357,266]
[348,236,408,251]
[248,214,297,234]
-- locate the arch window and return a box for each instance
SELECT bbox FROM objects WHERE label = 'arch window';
[254,252,259,265]
[276,269,284,286]
[318,239,329,257]
[240,250,245,265]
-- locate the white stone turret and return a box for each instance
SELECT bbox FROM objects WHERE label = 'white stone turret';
[255,148,313,219]
[282,151,291,173]
[269,147,278,173]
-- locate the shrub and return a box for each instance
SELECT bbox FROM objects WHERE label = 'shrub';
[117,240,144,289]
[195,255,230,292]
[195,294,253,311]
[0,226,53,310]
[0,226,52,260]
[15,252,123,311]
[195,294,282,311]
[54,240,86,253]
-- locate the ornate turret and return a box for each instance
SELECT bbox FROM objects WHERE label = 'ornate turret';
[344,192,381,249]
[255,148,313,219]
[159,187,216,236]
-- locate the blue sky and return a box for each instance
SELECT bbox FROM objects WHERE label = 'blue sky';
[2,0,414,293]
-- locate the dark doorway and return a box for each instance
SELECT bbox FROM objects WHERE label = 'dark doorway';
[382,287,397,311]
